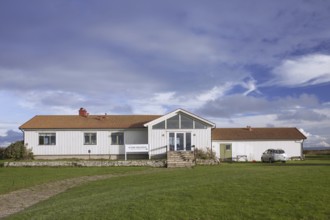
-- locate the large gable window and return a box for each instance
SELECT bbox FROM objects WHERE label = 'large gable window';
[84,133,97,145]
[111,132,124,145]
[152,113,207,130]
[195,120,207,129]
[152,121,165,129]
[39,133,56,145]
[181,115,194,129]
[167,115,179,129]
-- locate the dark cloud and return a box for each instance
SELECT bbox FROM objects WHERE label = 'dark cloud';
[197,94,321,119]
[0,130,23,147]
[1,0,330,96]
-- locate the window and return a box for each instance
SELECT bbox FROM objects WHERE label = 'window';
[151,113,208,130]
[152,121,165,129]
[195,120,207,129]
[226,144,231,151]
[181,115,193,129]
[84,133,97,145]
[111,132,124,145]
[39,133,56,145]
[167,115,179,129]
[169,132,175,151]
[186,132,192,151]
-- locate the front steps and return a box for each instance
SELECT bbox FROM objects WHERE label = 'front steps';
[167,151,195,168]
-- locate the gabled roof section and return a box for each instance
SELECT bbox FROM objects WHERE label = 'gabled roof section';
[20,115,161,130]
[212,127,307,140]
[144,108,216,128]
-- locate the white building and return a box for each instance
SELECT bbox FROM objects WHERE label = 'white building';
[19,108,306,161]
[212,127,306,161]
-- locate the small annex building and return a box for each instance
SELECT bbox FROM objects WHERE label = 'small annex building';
[212,127,306,161]
[19,108,306,161]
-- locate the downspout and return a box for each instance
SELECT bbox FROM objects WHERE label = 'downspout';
[301,139,305,160]
[19,128,25,146]
[148,126,151,160]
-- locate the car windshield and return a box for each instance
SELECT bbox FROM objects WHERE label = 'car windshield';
[275,150,285,154]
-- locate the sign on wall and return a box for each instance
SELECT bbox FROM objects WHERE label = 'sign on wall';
[125,144,149,160]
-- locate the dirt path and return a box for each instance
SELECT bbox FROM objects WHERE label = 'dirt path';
[0,169,161,219]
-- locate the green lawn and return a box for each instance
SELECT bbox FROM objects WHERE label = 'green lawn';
[0,166,150,195]
[305,154,330,160]
[4,159,330,220]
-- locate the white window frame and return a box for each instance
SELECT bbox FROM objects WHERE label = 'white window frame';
[39,133,56,145]
[84,132,97,145]
[111,132,124,145]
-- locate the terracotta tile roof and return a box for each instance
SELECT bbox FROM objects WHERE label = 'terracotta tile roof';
[19,115,161,129]
[212,127,307,140]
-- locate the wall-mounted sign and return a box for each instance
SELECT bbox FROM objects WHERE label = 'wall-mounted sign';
[125,144,149,160]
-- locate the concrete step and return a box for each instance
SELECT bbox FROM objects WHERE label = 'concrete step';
[167,151,196,168]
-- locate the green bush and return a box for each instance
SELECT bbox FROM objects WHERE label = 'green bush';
[4,141,34,160]
[195,147,216,160]
[0,147,6,160]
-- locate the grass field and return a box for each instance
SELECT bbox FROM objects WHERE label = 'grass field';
[0,166,150,195]
[2,157,330,220]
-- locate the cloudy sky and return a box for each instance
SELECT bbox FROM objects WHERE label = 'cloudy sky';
[1,0,330,148]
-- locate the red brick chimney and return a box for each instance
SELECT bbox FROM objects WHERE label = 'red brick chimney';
[79,108,88,117]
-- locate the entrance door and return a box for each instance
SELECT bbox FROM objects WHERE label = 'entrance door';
[176,133,184,151]
[168,132,191,151]
[220,144,232,161]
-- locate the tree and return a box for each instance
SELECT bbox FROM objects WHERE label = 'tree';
[0,147,5,160]
[4,141,33,160]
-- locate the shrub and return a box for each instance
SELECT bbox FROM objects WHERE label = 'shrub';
[4,141,34,160]
[195,147,216,160]
[0,147,6,160]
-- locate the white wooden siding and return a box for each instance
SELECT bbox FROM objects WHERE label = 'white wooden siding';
[148,129,167,156]
[212,140,303,161]
[192,128,212,150]
[25,127,302,161]
[24,129,148,156]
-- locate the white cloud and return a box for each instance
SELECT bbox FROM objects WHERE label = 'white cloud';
[18,90,86,111]
[241,78,260,96]
[151,92,176,103]
[277,109,328,122]
[198,93,321,118]
[89,22,227,65]
[270,54,330,87]
[318,141,330,147]
[131,83,238,115]
[299,128,330,149]
[197,84,233,102]
[211,114,278,128]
